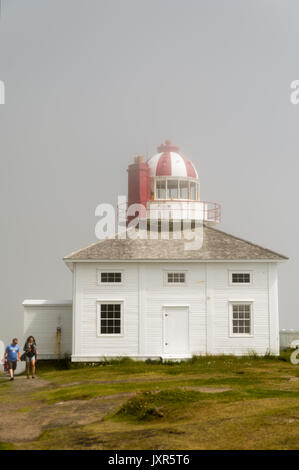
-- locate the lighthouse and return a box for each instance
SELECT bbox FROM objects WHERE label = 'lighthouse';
[125,140,221,229]
[24,139,287,361]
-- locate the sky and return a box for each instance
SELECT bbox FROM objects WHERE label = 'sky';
[0,0,299,346]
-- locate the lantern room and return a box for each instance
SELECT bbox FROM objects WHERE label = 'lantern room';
[147,140,200,202]
[123,140,221,225]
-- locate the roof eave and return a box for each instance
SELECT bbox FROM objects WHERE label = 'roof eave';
[63,259,74,272]
[62,258,287,263]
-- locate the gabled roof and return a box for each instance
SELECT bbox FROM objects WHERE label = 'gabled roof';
[63,225,288,262]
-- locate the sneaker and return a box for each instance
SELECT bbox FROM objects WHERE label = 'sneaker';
[10,377,14,381]
[32,376,35,379]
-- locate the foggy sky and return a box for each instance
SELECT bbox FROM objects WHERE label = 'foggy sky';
[0,0,299,346]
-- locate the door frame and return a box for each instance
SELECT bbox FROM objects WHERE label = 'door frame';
[162,304,190,358]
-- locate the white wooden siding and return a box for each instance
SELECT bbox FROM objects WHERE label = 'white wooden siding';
[72,261,279,360]
[23,302,72,359]
[74,263,139,358]
[143,263,206,356]
[209,263,277,355]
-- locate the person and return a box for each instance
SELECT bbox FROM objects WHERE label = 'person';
[4,338,20,381]
[23,336,38,379]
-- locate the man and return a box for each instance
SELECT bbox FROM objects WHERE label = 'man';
[4,338,20,381]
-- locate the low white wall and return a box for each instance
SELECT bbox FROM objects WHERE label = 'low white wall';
[280,330,299,350]
[23,300,72,359]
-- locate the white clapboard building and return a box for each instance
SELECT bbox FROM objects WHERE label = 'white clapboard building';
[24,140,287,360]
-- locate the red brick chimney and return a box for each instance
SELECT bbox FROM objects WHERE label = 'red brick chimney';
[127,155,150,211]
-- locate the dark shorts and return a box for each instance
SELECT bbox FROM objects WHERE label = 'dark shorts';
[25,355,36,363]
[7,360,17,370]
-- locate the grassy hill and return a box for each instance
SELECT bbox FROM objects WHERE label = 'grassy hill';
[0,353,298,450]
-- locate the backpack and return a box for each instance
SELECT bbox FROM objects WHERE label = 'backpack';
[24,342,37,358]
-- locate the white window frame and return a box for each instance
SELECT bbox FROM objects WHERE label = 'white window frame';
[229,270,253,286]
[97,270,124,285]
[155,179,167,199]
[164,270,187,286]
[229,301,254,338]
[154,177,199,201]
[96,300,124,337]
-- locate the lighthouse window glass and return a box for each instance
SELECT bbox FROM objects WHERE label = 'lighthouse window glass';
[179,180,189,199]
[150,179,155,199]
[156,180,166,199]
[232,304,252,335]
[190,182,197,200]
[167,179,179,199]
[100,303,121,335]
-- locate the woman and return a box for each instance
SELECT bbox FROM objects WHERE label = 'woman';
[23,336,37,379]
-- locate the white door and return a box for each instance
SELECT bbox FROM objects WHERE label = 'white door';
[163,307,189,356]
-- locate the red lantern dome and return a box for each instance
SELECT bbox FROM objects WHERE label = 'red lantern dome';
[147,140,198,178]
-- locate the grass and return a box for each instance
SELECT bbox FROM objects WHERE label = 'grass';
[114,389,207,422]
[0,442,16,450]
[0,353,298,450]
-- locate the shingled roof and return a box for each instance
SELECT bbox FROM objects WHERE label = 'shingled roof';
[64,225,288,261]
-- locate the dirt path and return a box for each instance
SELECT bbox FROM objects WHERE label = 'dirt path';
[0,376,134,442]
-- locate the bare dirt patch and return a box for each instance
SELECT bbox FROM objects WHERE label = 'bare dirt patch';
[182,386,231,393]
[58,376,184,387]
[0,377,135,442]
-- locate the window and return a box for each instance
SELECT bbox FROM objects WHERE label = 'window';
[167,179,179,199]
[231,303,252,335]
[231,272,251,284]
[99,303,122,335]
[179,180,189,199]
[156,180,166,199]
[150,178,155,200]
[190,182,197,200]
[99,271,122,283]
[154,178,199,201]
[167,272,186,284]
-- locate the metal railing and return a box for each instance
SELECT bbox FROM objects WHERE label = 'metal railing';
[118,200,221,224]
